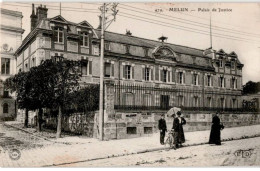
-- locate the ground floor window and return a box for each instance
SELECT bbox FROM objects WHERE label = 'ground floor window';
[127,127,137,134]
[3,103,8,113]
[144,127,153,134]
[160,95,169,109]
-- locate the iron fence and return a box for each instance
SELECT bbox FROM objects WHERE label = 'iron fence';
[114,83,258,112]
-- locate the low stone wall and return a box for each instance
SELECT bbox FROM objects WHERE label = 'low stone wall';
[45,112,95,137]
[98,111,260,140]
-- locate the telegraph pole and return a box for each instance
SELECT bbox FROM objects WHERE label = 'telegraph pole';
[99,3,118,141]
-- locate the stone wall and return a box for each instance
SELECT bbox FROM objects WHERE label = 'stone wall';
[45,112,95,137]
[96,111,260,140]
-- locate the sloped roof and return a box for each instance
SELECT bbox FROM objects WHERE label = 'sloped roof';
[95,29,206,58]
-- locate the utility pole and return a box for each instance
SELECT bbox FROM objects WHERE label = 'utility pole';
[209,11,212,49]
[59,2,61,15]
[99,3,118,141]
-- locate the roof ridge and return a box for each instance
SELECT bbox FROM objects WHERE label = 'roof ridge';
[96,29,205,52]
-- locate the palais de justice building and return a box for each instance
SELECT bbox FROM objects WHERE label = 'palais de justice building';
[14,4,245,138]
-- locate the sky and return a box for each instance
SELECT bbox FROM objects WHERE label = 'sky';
[1,1,260,84]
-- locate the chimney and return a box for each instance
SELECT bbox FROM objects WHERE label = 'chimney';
[36,4,48,23]
[126,30,132,36]
[30,3,37,31]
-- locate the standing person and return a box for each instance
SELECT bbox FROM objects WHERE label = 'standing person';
[209,112,225,145]
[176,111,186,146]
[172,113,180,149]
[158,114,167,145]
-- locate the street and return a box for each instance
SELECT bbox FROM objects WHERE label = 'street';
[59,137,260,167]
[1,122,260,167]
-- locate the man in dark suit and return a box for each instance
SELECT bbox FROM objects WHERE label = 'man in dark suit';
[158,114,167,145]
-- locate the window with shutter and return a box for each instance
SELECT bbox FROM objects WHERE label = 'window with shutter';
[155,66,159,81]
[183,72,185,84]
[104,62,111,77]
[172,69,175,82]
[151,68,154,81]
[132,66,134,79]
[88,61,92,75]
[168,71,171,82]
[111,63,114,77]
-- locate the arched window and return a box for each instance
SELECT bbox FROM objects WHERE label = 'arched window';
[3,103,8,113]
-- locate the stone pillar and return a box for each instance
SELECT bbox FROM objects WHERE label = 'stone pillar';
[94,80,116,140]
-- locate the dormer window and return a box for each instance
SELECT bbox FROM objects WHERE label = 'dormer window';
[80,32,89,47]
[219,59,223,68]
[231,61,235,70]
[54,27,64,43]
[105,42,110,51]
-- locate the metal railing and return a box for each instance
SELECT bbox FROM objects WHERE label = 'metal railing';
[114,83,258,112]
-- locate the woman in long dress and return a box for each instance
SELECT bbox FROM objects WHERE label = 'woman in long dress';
[209,112,225,145]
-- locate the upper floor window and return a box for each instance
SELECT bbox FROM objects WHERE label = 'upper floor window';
[207,75,212,87]
[3,89,9,98]
[81,60,88,75]
[219,59,223,68]
[145,68,150,81]
[25,63,28,72]
[1,58,10,75]
[162,69,167,83]
[104,62,111,77]
[125,65,131,79]
[80,32,89,47]
[179,72,184,84]
[54,28,64,43]
[231,61,235,70]
[3,103,8,113]
[231,78,237,89]
[194,96,199,107]
[232,99,237,108]
[207,97,212,107]
[31,58,36,67]
[220,77,225,88]
[178,96,184,107]
[105,42,110,51]
[220,98,225,108]
[193,74,198,85]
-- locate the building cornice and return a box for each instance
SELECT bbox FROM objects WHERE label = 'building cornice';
[1,8,23,18]
[0,25,24,34]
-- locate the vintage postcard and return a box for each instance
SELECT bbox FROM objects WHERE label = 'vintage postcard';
[0,1,260,167]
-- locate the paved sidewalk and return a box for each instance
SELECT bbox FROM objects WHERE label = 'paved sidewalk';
[1,123,260,167]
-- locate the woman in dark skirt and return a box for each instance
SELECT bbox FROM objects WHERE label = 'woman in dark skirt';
[209,112,225,145]
[176,111,186,145]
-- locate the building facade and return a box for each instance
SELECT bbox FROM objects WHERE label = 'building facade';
[14,5,247,137]
[0,8,24,120]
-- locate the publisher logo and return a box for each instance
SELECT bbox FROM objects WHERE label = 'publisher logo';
[9,149,21,160]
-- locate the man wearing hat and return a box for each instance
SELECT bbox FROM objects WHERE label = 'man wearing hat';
[158,114,167,145]
[172,111,186,148]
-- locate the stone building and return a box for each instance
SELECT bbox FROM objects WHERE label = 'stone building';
[14,5,247,138]
[0,8,24,121]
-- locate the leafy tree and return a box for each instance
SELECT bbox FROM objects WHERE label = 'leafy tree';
[4,72,32,128]
[44,59,80,138]
[66,84,99,114]
[242,81,260,94]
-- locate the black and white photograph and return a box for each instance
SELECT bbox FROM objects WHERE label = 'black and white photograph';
[0,0,260,167]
